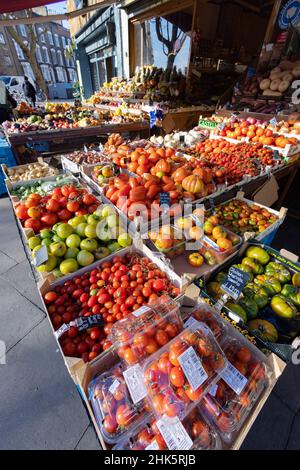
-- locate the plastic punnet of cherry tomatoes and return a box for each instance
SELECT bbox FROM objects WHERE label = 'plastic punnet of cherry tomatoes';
[184,301,228,341]
[200,337,271,440]
[143,323,228,420]
[88,364,147,444]
[109,296,182,365]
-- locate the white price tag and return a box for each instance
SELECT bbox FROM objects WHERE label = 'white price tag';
[178,346,208,391]
[54,322,69,339]
[220,362,248,395]
[209,383,219,397]
[33,245,48,267]
[184,317,210,334]
[157,416,193,450]
[123,364,147,404]
[145,439,160,450]
[132,305,151,318]
[108,379,120,395]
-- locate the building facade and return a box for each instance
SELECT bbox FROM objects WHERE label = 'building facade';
[67,1,130,98]
[0,13,77,89]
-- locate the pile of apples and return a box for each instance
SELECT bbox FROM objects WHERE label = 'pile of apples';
[92,164,116,185]
[27,205,132,277]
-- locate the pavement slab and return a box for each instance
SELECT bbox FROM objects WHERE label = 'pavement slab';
[75,425,101,450]
[0,250,18,275]
[0,277,45,350]
[241,394,294,450]
[0,197,26,263]
[0,259,45,311]
[0,317,90,450]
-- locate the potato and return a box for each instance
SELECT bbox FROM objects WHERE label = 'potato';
[262,89,282,96]
[260,78,271,90]
[292,66,300,78]
[278,80,290,93]
[281,72,293,82]
[270,71,282,80]
[270,79,281,91]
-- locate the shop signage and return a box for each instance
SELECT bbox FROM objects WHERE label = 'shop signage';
[278,0,300,30]
[221,267,251,300]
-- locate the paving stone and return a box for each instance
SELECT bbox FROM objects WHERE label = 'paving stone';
[241,393,294,450]
[0,197,26,263]
[0,277,44,350]
[0,317,90,450]
[273,363,300,414]
[1,259,45,311]
[0,251,18,275]
[75,425,101,450]
[286,414,300,449]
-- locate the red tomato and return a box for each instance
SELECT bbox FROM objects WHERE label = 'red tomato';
[41,213,58,226]
[67,200,80,212]
[44,291,58,304]
[24,218,41,232]
[82,193,96,205]
[46,198,60,212]
[15,204,28,220]
[58,208,72,220]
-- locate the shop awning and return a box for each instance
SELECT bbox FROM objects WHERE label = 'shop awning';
[0,0,61,14]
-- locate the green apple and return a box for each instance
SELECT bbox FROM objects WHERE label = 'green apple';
[52,222,60,233]
[66,234,81,248]
[107,241,121,253]
[40,229,53,239]
[68,215,86,228]
[52,234,63,243]
[118,233,132,248]
[37,254,57,272]
[50,241,67,257]
[28,236,41,250]
[56,223,74,240]
[85,224,97,238]
[41,238,52,248]
[80,238,98,252]
[97,174,105,184]
[94,246,110,260]
[59,258,79,275]
[76,222,88,237]
[106,214,119,228]
[87,214,101,226]
[101,204,116,218]
[65,247,79,259]
[77,250,95,266]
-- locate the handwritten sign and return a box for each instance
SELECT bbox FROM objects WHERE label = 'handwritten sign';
[221,267,251,300]
[159,192,171,207]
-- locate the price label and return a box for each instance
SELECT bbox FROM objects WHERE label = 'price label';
[221,267,251,300]
[156,416,193,450]
[123,364,147,404]
[220,361,248,395]
[218,122,226,131]
[108,379,120,395]
[274,150,281,160]
[184,316,210,334]
[209,383,218,397]
[132,305,151,318]
[145,440,160,450]
[33,245,48,267]
[54,323,70,339]
[191,213,204,227]
[75,314,104,331]
[269,117,277,126]
[178,346,208,391]
[159,192,171,207]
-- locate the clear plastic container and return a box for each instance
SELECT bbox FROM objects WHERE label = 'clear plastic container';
[183,301,228,341]
[143,323,228,420]
[91,162,119,187]
[88,363,148,444]
[198,227,242,266]
[113,407,221,450]
[147,225,186,258]
[109,297,183,366]
[199,336,272,443]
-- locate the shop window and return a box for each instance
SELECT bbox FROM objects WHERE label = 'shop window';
[48,31,54,45]
[18,24,27,37]
[133,12,192,73]
[22,62,35,81]
[37,27,46,43]
[54,33,60,48]
[0,33,5,44]
[42,46,50,64]
[56,66,67,82]
[13,40,24,60]
[41,65,51,82]
[36,44,42,63]
[57,50,64,66]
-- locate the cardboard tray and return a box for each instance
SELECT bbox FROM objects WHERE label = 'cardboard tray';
[71,291,286,450]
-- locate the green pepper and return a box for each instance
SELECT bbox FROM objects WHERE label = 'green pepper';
[207,282,222,300]
[231,264,253,282]
[215,272,227,284]
[246,246,270,265]
[243,283,269,309]
[254,275,281,296]
[238,295,258,320]
[281,284,300,308]
[241,257,264,274]
[270,294,298,319]
[265,262,291,284]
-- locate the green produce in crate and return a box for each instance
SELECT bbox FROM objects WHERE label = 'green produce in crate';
[292,273,300,287]
[215,271,227,284]
[238,296,258,320]
[270,294,298,319]
[243,283,269,309]
[241,257,264,274]
[265,262,291,284]
[231,264,254,282]
[207,281,223,300]
[281,284,300,308]
[248,319,278,343]
[36,253,57,272]
[225,302,247,322]
[254,275,281,296]
[246,246,270,265]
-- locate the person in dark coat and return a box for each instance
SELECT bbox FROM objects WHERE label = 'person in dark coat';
[0,80,17,124]
[22,76,36,107]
